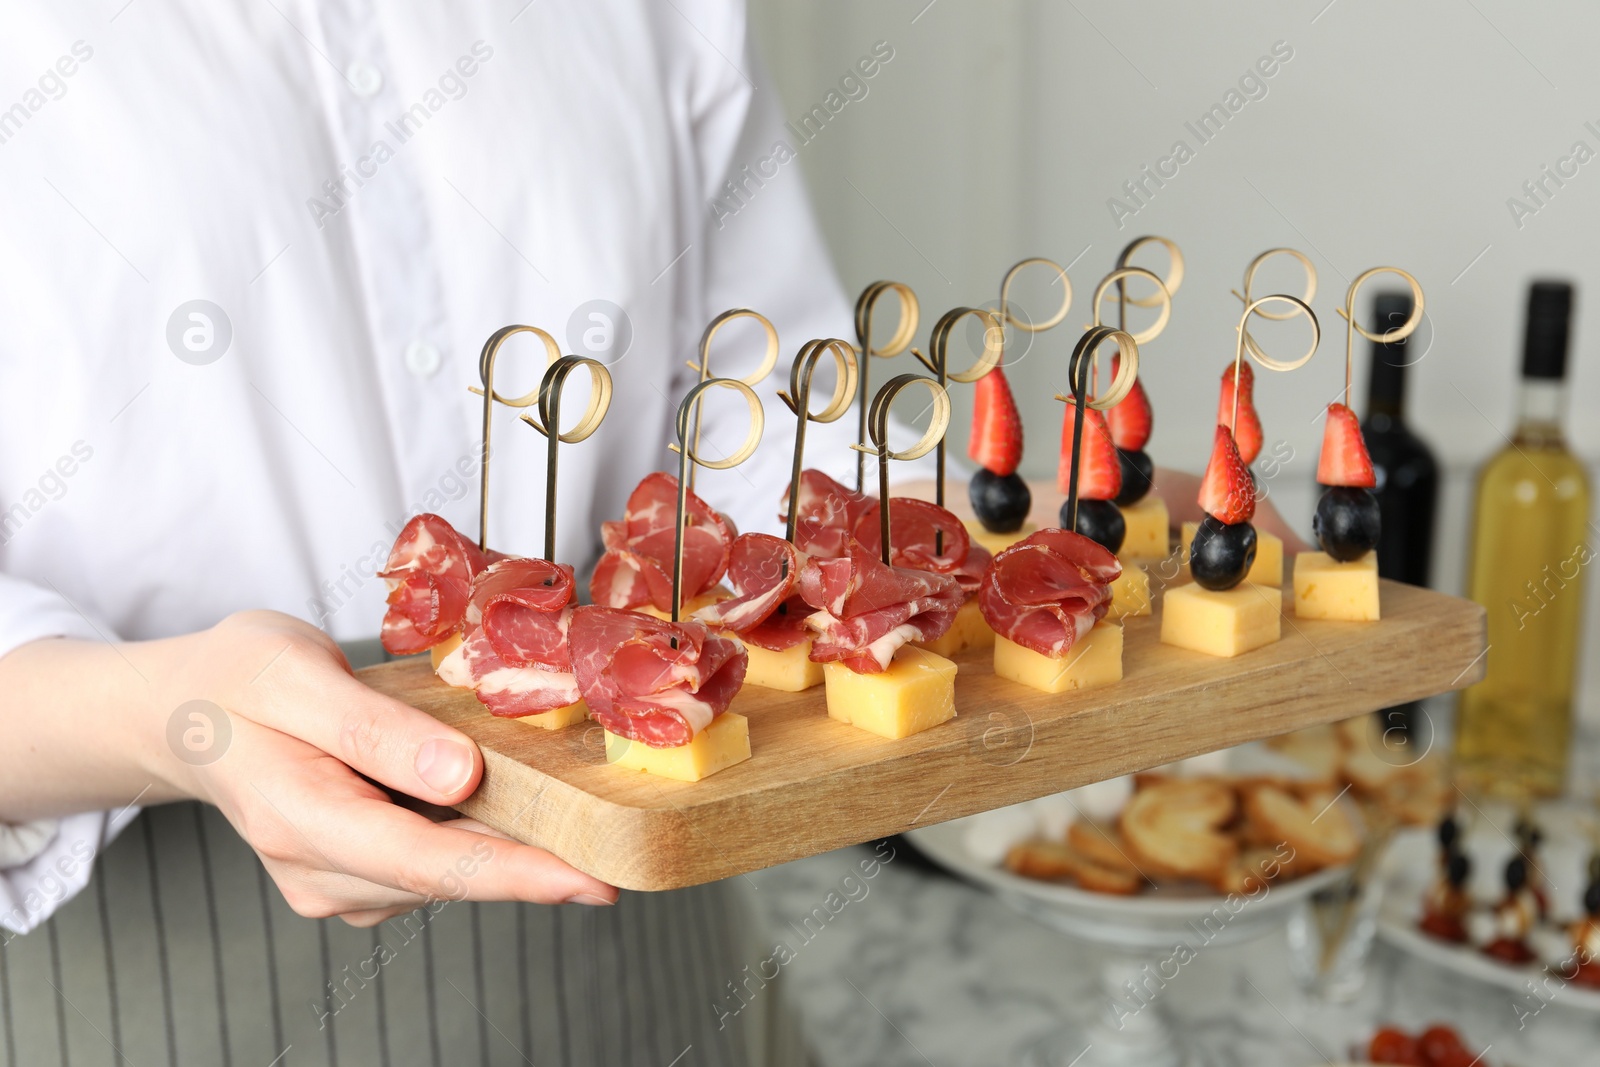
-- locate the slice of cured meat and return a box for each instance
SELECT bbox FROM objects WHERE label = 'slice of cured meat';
[590,473,732,613]
[853,497,988,594]
[693,533,811,651]
[977,528,1119,658]
[569,607,747,748]
[378,514,488,655]
[436,557,583,717]
[780,469,874,560]
[799,542,963,674]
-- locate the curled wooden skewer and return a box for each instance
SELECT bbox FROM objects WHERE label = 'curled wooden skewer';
[851,282,920,492]
[1052,326,1140,529]
[1232,248,1318,365]
[684,309,779,492]
[852,374,950,566]
[1227,294,1321,435]
[911,307,1003,513]
[1334,267,1425,408]
[668,379,764,625]
[779,339,859,548]
[519,356,613,562]
[470,325,563,553]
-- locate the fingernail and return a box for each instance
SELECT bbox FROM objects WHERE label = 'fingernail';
[415,738,475,796]
[566,892,614,907]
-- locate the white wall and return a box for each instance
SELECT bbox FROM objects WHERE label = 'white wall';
[748,0,1600,722]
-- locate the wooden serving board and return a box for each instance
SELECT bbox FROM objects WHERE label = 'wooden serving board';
[359,578,1485,891]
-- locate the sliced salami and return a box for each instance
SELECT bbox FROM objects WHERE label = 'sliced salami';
[378,513,488,655]
[853,497,991,595]
[569,607,747,748]
[977,528,1119,658]
[693,533,811,651]
[590,473,732,613]
[436,557,583,717]
[799,543,963,674]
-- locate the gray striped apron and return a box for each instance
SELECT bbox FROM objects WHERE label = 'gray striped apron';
[0,644,812,1067]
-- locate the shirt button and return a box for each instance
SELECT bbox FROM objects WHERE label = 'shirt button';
[404,339,442,379]
[346,61,383,97]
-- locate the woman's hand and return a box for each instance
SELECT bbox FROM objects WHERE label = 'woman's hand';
[0,611,617,925]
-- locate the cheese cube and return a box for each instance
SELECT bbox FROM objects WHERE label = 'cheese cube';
[1119,495,1171,561]
[823,647,957,739]
[505,700,590,731]
[429,634,464,671]
[743,638,824,692]
[639,586,732,622]
[604,712,750,782]
[994,622,1123,693]
[963,519,1036,556]
[916,598,995,657]
[1181,523,1283,587]
[1160,583,1281,657]
[1108,564,1151,619]
[1294,551,1380,621]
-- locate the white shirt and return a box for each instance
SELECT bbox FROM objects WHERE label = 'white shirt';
[0,0,894,933]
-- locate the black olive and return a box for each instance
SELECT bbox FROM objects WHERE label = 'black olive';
[1062,498,1125,555]
[1113,448,1154,507]
[1190,516,1256,591]
[1313,486,1380,562]
[969,469,1032,533]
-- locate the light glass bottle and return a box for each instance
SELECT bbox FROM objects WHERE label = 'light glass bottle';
[1456,281,1591,798]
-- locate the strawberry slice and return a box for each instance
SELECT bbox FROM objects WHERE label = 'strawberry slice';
[1217,362,1263,466]
[1057,403,1121,501]
[969,364,1023,476]
[1316,403,1376,488]
[1106,354,1153,451]
[1198,425,1255,523]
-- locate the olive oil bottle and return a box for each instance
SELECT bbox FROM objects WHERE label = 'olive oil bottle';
[1456,282,1592,798]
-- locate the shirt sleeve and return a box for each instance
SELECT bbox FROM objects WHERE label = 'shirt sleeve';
[0,574,140,935]
[677,19,946,535]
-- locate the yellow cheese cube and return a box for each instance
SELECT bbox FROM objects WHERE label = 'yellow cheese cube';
[962,519,1037,556]
[916,598,995,657]
[504,700,590,731]
[1181,523,1283,587]
[1160,583,1281,657]
[429,633,463,672]
[639,586,732,622]
[604,712,750,782]
[742,637,825,692]
[823,647,957,739]
[1119,495,1171,561]
[1108,564,1151,619]
[1293,551,1380,621]
[994,622,1123,693]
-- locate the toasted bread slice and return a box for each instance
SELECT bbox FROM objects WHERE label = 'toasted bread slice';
[1241,783,1361,869]
[1004,840,1077,881]
[1067,819,1143,877]
[1119,778,1238,881]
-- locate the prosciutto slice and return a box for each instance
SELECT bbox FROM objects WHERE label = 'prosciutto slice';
[378,514,488,655]
[570,607,747,747]
[799,543,963,674]
[852,497,990,595]
[977,528,1120,658]
[780,469,874,559]
[590,473,733,613]
[436,558,583,717]
[693,533,811,651]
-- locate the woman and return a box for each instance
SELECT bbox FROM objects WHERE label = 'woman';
[0,3,839,1063]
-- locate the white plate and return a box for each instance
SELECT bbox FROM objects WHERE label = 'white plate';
[907,811,1348,950]
[1375,805,1600,1013]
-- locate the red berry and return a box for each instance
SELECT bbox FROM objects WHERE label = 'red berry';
[1057,403,1121,501]
[1198,425,1255,524]
[1317,402,1377,488]
[1419,1025,1469,1066]
[1106,354,1153,451]
[1368,1028,1423,1065]
[1217,362,1263,466]
[969,364,1024,476]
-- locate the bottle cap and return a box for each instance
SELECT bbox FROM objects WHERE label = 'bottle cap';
[1522,280,1574,380]
[1366,291,1412,411]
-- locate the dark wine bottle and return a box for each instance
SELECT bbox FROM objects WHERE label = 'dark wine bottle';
[1363,291,1439,745]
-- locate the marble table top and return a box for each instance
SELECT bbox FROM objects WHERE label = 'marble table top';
[746,839,1600,1067]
